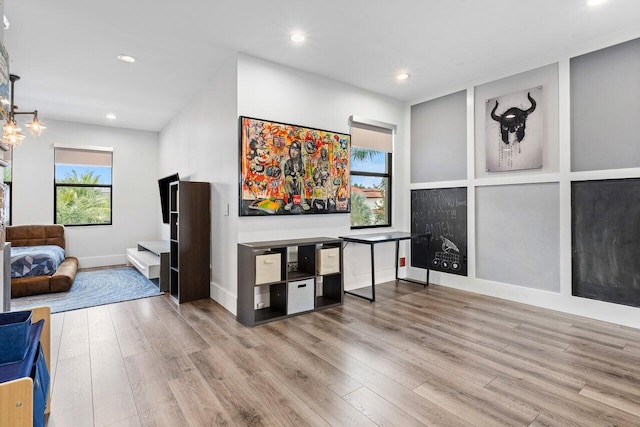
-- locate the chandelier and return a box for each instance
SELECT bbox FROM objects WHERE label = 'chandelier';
[2,74,45,147]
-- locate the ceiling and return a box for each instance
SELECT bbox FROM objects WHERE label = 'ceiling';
[5,0,640,132]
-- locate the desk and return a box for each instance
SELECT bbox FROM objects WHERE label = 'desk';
[339,231,431,302]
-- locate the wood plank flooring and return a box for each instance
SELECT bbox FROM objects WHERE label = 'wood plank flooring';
[43,282,640,426]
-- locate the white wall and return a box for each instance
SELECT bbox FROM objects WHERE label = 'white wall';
[11,119,159,267]
[158,52,239,313]
[159,54,409,315]
[407,33,640,329]
[237,54,408,295]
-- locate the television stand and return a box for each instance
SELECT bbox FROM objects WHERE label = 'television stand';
[126,240,170,291]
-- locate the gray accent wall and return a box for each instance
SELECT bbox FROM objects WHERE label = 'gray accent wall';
[476,183,560,292]
[571,38,640,172]
[410,90,467,183]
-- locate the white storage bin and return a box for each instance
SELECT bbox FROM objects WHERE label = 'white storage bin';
[287,279,315,314]
[255,252,281,284]
[317,247,340,275]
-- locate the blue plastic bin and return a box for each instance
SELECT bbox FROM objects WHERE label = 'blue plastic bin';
[0,310,33,365]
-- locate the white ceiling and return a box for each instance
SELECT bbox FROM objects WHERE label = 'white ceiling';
[4,0,640,132]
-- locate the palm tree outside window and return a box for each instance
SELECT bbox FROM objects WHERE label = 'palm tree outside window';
[54,146,113,226]
[349,118,395,229]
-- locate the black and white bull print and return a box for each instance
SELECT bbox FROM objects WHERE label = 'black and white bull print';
[485,86,543,172]
[490,92,537,146]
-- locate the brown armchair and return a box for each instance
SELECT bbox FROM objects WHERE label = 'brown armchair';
[6,225,79,298]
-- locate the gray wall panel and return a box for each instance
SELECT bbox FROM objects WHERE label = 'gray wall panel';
[411,90,467,183]
[476,183,560,292]
[571,38,640,172]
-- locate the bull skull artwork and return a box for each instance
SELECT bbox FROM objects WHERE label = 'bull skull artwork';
[486,87,543,172]
[490,92,537,146]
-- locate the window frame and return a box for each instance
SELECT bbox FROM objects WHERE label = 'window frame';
[4,181,11,226]
[350,150,392,229]
[53,147,114,227]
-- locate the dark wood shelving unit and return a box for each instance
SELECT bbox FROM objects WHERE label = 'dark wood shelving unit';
[169,181,211,304]
[286,271,315,281]
[237,237,343,326]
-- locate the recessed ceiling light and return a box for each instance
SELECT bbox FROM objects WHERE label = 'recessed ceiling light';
[117,54,137,63]
[290,32,305,43]
[587,0,608,5]
[396,72,410,81]
[106,114,117,120]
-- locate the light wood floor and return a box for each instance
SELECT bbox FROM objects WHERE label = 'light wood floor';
[43,282,640,427]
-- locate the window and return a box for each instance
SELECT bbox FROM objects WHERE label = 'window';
[350,149,391,227]
[2,147,11,225]
[349,118,394,228]
[54,146,113,226]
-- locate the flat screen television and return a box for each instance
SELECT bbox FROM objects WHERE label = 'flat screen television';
[158,173,179,224]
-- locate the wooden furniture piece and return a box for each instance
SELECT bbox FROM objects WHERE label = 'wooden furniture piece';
[237,237,343,326]
[6,225,79,298]
[169,181,211,304]
[126,240,170,291]
[0,306,51,427]
[339,231,431,302]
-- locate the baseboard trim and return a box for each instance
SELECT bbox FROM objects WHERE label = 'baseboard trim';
[77,254,127,269]
[210,282,237,316]
[405,266,640,329]
[343,268,396,292]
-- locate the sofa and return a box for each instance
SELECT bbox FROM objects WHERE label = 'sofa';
[6,225,79,298]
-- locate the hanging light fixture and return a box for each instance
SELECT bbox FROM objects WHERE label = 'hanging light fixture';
[3,74,45,147]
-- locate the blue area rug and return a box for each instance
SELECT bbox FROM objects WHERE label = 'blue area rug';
[10,267,163,314]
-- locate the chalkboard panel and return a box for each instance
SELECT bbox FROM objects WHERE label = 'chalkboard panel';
[411,188,467,276]
[572,179,640,307]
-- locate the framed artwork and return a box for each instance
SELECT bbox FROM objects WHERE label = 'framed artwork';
[0,42,9,117]
[239,116,351,216]
[485,86,543,172]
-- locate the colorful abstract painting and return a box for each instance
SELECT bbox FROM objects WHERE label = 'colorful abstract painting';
[240,117,351,216]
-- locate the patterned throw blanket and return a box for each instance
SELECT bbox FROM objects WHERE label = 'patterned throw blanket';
[11,245,65,278]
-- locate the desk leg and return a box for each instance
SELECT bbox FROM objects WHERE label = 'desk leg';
[426,237,430,286]
[370,244,376,302]
[396,237,429,288]
[343,241,375,303]
[395,240,400,284]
